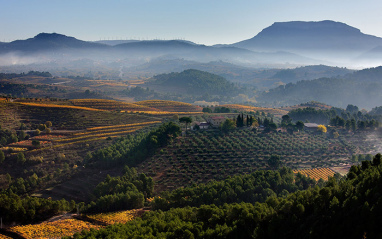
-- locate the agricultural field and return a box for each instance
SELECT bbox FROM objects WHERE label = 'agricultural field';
[293,168,336,181]
[86,209,142,225]
[219,104,288,118]
[137,129,361,191]
[12,98,207,117]
[281,101,333,111]
[14,102,161,130]
[135,100,203,112]
[69,99,159,112]
[0,100,163,202]
[0,234,11,239]
[1,121,161,200]
[9,218,101,239]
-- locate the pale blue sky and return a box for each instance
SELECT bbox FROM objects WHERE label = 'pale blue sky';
[1,0,381,45]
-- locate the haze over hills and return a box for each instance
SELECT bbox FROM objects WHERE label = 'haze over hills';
[125,59,353,89]
[232,20,382,64]
[356,46,382,66]
[259,66,382,109]
[0,33,107,53]
[0,32,319,68]
[0,20,381,82]
[94,39,197,46]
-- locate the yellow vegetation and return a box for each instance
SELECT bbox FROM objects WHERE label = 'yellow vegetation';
[0,234,12,239]
[317,125,327,133]
[0,147,28,152]
[18,102,104,111]
[219,104,288,117]
[70,99,158,112]
[9,219,101,239]
[135,100,202,112]
[87,209,141,225]
[293,168,335,181]
[85,121,161,131]
[56,128,143,142]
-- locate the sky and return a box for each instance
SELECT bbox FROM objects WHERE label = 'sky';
[1,0,382,45]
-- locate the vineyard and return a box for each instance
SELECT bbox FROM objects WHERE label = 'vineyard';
[69,99,159,112]
[12,99,206,116]
[219,104,288,118]
[135,100,203,112]
[15,121,161,154]
[86,209,142,225]
[9,218,101,239]
[14,103,160,130]
[18,102,104,112]
[6,99,299,118]
[137,129,358,191]
[6,209,143,239]
[293,168,336,181]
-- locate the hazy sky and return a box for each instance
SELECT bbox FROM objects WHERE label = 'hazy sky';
[1,0,382,45]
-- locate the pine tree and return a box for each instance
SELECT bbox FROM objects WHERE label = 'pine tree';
[236,115,242,127]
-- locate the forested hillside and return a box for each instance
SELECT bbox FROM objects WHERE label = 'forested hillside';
[150,69,240,96]
[69,155,382,239]
[260,66,382,109]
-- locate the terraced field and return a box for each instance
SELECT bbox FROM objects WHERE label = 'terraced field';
[6,121,161,153]
[70,99,159,112]
[219,104,288,118]
[137,129,357,191]
[135,100,203,112]
[14,102,161,130]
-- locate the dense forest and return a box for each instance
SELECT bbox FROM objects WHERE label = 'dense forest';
[152,168,320,210]
[287,105,382,124]
[0,71,52,80]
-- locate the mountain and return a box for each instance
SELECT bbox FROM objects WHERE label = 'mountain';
[0,33,107,53]
[0,33,320,67]
[233,20,382,61]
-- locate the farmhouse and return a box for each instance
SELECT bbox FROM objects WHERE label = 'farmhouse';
[304,123,319,131]
[192,122,210,130]
[207,116,226,128]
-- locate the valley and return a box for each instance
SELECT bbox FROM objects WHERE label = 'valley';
[1,17,382,238]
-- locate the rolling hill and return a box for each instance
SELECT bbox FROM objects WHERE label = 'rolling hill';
[259,66,382,109]
[148,69,240,96]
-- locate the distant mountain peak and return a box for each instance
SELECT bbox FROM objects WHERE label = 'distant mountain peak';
[233,20,382,57]
[257,20,361,38]
[34,32,69,38]
[30,32,82,43]
[270,20,357,29]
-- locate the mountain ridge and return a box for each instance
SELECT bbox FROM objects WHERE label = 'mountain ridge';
[1,20,382,67]
[232,20,382,62]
